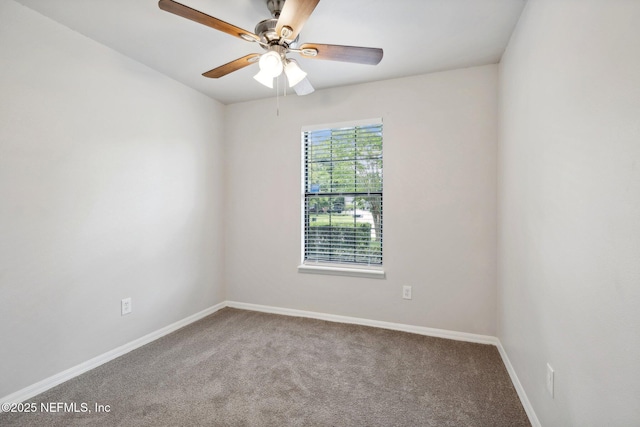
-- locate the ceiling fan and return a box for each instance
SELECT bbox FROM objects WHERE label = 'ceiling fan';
[158,0,384,95]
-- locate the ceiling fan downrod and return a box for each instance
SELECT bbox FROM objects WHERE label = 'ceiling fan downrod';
[267,0,286,18]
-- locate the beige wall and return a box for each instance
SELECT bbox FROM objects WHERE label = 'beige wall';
[3,1,639,423]
[0,1,226,397]
[1,2,498,399]
[498,0,640,425]
[224,65,498,335]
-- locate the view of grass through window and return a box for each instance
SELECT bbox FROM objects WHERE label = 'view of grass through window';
[303,120,383,266]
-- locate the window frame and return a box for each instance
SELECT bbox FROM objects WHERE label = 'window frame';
[298,118,385,279]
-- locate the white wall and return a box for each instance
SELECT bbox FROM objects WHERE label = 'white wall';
[0,0,226,397]
[498,0,640,425]
[224,65,498,335]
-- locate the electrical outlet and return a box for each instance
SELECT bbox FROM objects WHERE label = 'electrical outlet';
[402,286,412,300]
[121,297,132,316]
[546,363,555,398]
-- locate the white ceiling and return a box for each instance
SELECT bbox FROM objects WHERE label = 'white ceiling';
[14,0,526,105]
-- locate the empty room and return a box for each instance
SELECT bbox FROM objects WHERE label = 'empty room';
[1,0,639,426]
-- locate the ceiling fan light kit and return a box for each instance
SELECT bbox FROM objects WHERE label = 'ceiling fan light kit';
[284,59,307,87]
[253,69,275,88]
[158,0,383,96]
[258,50,284,78]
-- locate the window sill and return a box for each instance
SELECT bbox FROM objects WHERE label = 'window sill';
[297,263,386,279]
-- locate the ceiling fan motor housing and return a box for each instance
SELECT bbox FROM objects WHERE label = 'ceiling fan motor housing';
[255,19,279,44]
[255,18,299,48]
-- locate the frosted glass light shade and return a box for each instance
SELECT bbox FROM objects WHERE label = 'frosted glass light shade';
[258,51,283,78]
[284,60,307,87]
[253,69,274,88]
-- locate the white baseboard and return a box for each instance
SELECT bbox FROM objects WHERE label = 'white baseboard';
[2,299,540,427]
[226,301,498,345]
[496,340,541,427]
[0,302,226,406]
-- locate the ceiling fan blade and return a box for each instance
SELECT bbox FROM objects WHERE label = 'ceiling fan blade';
[299,43,383,65]
[202,54,260,78]
[293,77,314,96]
[275,0,320,41]
[158,0,259,42]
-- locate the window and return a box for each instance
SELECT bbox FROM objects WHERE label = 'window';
[300,119,383,275]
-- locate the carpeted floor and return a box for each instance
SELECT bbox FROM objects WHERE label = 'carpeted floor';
[1,308,530,426]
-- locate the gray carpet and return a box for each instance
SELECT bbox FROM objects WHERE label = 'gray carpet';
[1,308,530,426]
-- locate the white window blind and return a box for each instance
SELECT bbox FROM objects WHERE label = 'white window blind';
[302,119,383,266]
